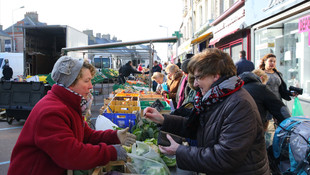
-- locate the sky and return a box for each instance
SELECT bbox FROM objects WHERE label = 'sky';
[0,0,183,62]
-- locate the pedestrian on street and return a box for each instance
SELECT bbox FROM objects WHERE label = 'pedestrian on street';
[235,50,254,75]
[143,48,270,174]
[1,59,13,81]
[8,56,136,175]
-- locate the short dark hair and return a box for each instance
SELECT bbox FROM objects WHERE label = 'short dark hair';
[188,48,236,77]
[240,50,246,57]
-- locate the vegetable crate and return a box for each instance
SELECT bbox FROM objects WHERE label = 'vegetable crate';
[102,112,137,130]
[140,100,171,116]
[92,160,131,175]
[107,105,140,114]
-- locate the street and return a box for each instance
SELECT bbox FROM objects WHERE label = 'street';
[0,118,23,175]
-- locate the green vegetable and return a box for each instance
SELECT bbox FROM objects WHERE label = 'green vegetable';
[161,155,176,167]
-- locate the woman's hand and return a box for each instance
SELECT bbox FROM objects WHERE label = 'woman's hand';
[143,107,164,125]
[158,134,180,155]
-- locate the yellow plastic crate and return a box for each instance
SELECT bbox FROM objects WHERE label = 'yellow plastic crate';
[115,93,139,97]
[107,105,140,114]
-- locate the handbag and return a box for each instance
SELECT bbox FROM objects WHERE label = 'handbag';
[274,69,291,101]
[292,97,304,117]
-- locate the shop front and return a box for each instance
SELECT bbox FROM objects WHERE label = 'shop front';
[209,1,251,63]
[248,0,310,113]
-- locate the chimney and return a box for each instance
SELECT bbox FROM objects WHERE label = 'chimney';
[25,12,39,22]
[96,33,101,38]
[102,34,111,40]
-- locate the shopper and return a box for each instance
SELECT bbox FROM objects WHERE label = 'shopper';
[151,72,167,94]
[175,59,191,108]
[8,56,136,175]
[144,48,270,174]
[164,63,183,108]
[235,50,254,75]
[239,70,291,130]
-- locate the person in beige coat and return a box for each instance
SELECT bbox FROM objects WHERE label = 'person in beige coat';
[164,64,183,108]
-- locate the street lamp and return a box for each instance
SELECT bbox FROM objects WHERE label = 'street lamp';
[159,25,169,61]
[12,6,24,52]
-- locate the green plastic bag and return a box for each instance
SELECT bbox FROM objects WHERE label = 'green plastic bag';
[292,97,304,117]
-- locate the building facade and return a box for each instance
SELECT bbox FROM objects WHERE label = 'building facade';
[4,12,47,53]
[246,0,310,113]
[0,25,12,52]
[177,0,243,62]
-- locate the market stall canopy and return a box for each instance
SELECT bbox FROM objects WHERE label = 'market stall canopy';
[191,32,213,45]
[62,36,178,54]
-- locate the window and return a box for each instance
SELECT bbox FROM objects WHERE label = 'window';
[0,58,3,68]
[231,43,242,63]
[94,57,110,69]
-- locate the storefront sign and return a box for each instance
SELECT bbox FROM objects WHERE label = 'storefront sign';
[245,0,306,26]
[298,15,310,33]
[211,7,245,42]
[298,15,310,46]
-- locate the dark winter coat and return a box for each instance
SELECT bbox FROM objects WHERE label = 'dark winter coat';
[161,88,270,174]
[119,63,142,77]
[2,64,13,80]
[239,72,290,124]
[235,57,254,75]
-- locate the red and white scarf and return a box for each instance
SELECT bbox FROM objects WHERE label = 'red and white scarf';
[194,76,244,113]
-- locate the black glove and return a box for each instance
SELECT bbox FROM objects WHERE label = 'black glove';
[112,145,128,161]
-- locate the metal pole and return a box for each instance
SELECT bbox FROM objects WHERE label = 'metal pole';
[12,10,14,52]
[149,42,153,91]
[12,6,24,53]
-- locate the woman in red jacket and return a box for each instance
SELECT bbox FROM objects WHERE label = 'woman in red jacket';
[8,56,135,175]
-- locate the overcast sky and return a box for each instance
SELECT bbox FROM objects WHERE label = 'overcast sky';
[0,0,183,61]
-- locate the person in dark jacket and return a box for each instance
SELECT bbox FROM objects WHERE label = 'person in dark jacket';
[235,50,254,75]
[1,59,13,81]
[118,61,142,84]
[239,70,291,130]
[144,48,270,174]
[176,59,182,69]
[145,60,162,91]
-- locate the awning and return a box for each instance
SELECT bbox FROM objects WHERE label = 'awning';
[209,29,239,46]
[191,32,213,45]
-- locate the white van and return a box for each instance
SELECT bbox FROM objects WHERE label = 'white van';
[0,52,24,80]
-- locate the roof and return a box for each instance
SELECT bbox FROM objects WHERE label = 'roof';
[0,30,11,37]
[4,15,47,33]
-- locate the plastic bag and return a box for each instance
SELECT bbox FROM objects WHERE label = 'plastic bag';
[292,97,304,117]
[95,115,118,131]
[126,153,170,175]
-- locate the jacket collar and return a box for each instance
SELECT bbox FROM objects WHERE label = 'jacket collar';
[50,84,82,114]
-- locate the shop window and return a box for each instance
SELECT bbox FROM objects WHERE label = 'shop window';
[223,47,230,55]
[231,43,242,63]
[254,14,310,101]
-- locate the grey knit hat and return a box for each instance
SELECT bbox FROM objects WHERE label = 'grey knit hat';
[51,56,84,87]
